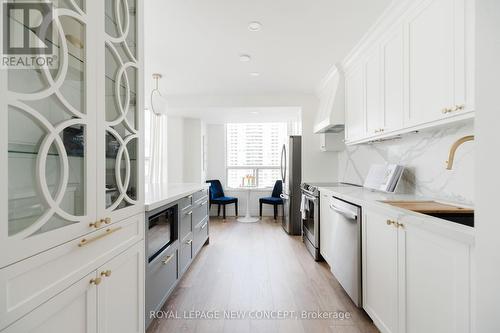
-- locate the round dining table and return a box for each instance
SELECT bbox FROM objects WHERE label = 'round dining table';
[237,185,260,223]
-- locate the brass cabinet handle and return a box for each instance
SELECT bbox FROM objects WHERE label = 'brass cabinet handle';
[100,270,112,277]
[374,128,385,133]
[442,105,465,114]
[89,220,103,229]
[186,239,193,245]
[162,255,174,265]
[386,219,397,226]
[103,217,111,225]
[78,226,122,247]
[396,222,405,229]
[90,277,102,285]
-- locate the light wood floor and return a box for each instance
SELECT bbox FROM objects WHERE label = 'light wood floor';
[147,217,378,333]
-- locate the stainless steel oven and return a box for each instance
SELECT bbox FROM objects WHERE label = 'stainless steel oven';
[301,183,322,261]
[301,182,360,261]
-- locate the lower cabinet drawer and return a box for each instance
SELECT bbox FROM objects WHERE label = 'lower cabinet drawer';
[179,209,193,240]
[192,198,209,226]
[178,196,192,211]
[178,233,193,275]
[146,244,178,328]
[192,189,208,203]
[193,217,209,255]
[0,213,144,330]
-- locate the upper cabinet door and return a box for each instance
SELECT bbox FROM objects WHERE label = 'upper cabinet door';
[365,47,383,136]
[97,0,143,222]
[405,0,464,126]
[345,65,366,142]
[381,25,405,133]
[0,0,97,267]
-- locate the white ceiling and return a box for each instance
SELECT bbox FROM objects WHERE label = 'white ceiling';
[144,0,392,96]
[167,106,301,124]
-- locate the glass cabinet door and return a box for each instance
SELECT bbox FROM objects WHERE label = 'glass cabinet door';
[99,0,142,220]
[0,0,96,267]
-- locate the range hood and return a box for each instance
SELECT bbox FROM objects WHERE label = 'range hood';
[313,64,345,134]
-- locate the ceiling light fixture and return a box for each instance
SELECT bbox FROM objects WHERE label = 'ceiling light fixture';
[248,21,262,32]
[150,73,168,115]
[239,54,251,62]
[249,72,260,77]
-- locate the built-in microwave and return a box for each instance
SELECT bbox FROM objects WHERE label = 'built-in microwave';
[147,205,177,262]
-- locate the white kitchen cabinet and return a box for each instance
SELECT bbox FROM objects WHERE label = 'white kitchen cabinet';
[363,210,399,333]
[365,46,383,136]
[2,272,97,333]
[381,25,405,133]
[363,208,472,333]
[97,242,145,333]
[405,0,469,126]
[342,0,473,145]
[401,222,470,333]
[345,64,366,142]
[0,0,145,331]
[3,242,145,333]
[1,0,144,268]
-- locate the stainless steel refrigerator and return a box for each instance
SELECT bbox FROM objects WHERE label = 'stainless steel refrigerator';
[280,135,302,235]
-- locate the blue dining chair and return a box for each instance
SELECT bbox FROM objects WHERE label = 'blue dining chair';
[259,180,283,220]
[206,180,238,220]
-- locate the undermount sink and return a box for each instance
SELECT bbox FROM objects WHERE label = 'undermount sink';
[380,200,474,227]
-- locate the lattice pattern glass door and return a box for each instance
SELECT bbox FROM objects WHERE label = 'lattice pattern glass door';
[1,0,95,266]
[101,0,141,217]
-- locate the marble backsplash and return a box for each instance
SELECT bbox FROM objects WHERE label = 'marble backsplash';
[338,121,475,205]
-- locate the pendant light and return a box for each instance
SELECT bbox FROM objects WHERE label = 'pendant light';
[150,73,168,115]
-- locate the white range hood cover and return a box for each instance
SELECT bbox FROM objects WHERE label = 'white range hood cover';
[313,64,345,134]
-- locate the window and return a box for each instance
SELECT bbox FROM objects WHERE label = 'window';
[226,123,287,188]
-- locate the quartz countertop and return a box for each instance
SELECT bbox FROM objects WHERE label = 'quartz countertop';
[145,183,210,212]
[318,185,475,244]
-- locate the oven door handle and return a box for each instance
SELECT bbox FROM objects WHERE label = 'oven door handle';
[303,194,317,202]
[329,204,357,220]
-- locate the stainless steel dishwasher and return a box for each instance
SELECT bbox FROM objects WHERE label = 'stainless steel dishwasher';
[328,196,362,307]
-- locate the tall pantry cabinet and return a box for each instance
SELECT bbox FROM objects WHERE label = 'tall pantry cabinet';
[0,1,145,332]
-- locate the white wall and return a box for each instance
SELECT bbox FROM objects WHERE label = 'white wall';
[167,116,205,183]
[337,121,474,204]
[475,0,500,331]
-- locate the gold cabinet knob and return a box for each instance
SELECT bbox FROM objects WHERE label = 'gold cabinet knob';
[103,217,111,225]
[386,219,397,226]
[90,277,102,285]
[396,222,405,229]
[89,220,103,229]
[100,270,112,277]
[441,107,452,114]
[452,104,465,112]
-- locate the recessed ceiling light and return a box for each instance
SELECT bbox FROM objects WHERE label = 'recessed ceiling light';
[248,21,262,32]
[239,54,251,62]
[249,72,260,77]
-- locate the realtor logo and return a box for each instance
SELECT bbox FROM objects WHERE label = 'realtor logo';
[1,1,57,68]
